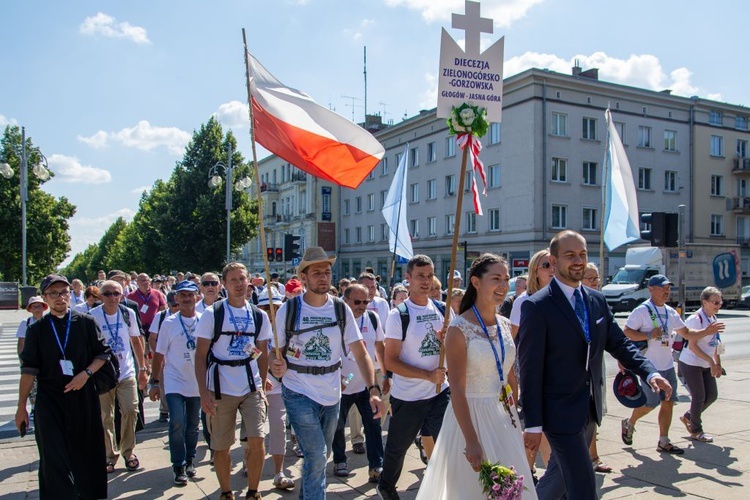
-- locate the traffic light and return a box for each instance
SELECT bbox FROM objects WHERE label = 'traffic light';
[640,212,678,247]
[664,213,679,248]
[267,247,274,261]
[275,248,283,262]
[284,234,301,261]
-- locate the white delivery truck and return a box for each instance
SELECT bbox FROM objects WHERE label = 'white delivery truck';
[602,244,742,312]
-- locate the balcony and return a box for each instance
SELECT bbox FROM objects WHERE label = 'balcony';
[732,157,750,174]
[290,172,307,184]
[728,196,750,213]
[260,182,279,192]
[737,237,750,248]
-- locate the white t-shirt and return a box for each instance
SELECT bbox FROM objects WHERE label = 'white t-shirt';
[273,295,362,406]
[194,301,271,397]
[625,301,685,371]
[509,291,529,327]
[69,291,85,307]
[149,310,174,336]
[196,298,219,315]
[343,311,384,395]
[385,298,450,401]
[90,305,141,381]
[155,312,201,397]
[73,302,95,314]
[16,316,41,338]
[680,311,720,369]
[367,296,390,329]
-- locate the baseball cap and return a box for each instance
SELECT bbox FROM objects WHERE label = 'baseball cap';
[174,280,199,293]
[613,370,647,409]
[26,296,49,311]
[107,269,127,280]
[40,274,70,293]
[285,278,303,295]
[447,270,462,282]
[258,286,284,306]
[647,274,673,287]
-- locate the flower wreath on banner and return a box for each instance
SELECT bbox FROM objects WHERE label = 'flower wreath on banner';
[447,103,489,215]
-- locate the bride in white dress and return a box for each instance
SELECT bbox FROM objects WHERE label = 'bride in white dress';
[416,254,537,499]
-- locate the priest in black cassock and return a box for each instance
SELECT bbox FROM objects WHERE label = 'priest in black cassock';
[16,274,111,499]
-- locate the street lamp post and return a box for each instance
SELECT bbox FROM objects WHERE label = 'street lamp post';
[0,126,50,287]
[207,144,251,264]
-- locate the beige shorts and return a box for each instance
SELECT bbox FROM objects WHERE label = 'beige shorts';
[208,391,267,450]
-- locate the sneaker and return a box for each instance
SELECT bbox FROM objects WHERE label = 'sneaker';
[272,473,295,490]
[333,462,350,477]
[621,418,635,446]
[293,445,304,458]
[159,412,169,423]
[244,493,262,499]
[173,465,187,485]
[376,484,400,500]
[657,440,685,455]
[185,461,196,478]
[690,432,714,443]
[352,442,366,454]
[219,492,235,500]
[369,467,383,483]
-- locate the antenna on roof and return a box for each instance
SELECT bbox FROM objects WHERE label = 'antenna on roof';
[364,46,368,118]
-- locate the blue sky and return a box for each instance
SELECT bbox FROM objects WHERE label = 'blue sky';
[1,0,747,267]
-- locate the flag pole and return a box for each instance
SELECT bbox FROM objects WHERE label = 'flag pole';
[242,28,280,358]
[436,140,470,392]
[597,109,611,290]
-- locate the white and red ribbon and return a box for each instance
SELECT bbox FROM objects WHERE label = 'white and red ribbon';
[456,133,486,215]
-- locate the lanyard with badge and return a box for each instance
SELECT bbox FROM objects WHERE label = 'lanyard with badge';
[178,313,196,351]
[646,300,670,346]
[103,308,123,354]
[472,305,516,427]
[51,313,74,376]
[227,304,262,359]
[138,290,151,314]
[699,310,725,355]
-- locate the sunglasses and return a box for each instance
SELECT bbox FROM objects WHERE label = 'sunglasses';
[707,300,723,306]
[538,262,552,269]
[102,291,122,297]
[202,281,219,287]
[350,299,371,306]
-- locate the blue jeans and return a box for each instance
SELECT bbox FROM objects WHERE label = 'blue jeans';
[283,385,340,500]
[165,393,201,468]
[332,389,383,469]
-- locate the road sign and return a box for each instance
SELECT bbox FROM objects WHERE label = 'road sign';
[291,257,301,266]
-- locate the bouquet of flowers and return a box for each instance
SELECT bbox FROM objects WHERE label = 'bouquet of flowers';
[446,103,489,137]
[478,461,526,500]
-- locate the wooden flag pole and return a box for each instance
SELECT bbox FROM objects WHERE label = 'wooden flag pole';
[436,140,470,393]
[242,28,279,358]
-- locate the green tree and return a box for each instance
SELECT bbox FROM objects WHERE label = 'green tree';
[0,125,76,285]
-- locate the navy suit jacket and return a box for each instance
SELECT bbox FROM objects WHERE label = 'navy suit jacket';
[517,279,655,434]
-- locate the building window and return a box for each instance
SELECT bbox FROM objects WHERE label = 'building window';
[739,178,749,197]
[464,170,473,192]
[552,205,567,229]
[638,126,652,148]
[710,135,724,157]
[582,117,597,140]
[638,168,652,190]
[664,171,678,192]
[367,193,375,211]
[427,179,437,200]
[737,139,748,158]
[711,175,724,196]
[446,175,456,196]
[639,211,652,232]
[551,112,567,136]
[381,223,388,241]
[710,214,724,236]
[381,157,388,176]
[410,183,419,203]
[582,162,597,186]
[367,225,375,242]
[380,190,388,208]
[395,152,403,167]
[427,142,437,162]
[489,208,501,231]
[488,164,501,188]
[367,169,375,180]
[736,116,748,131]
[489,122,501,144]
[446,214,455,235]
[410,219,419,238]
[355,227,362,243]
[428,216,437,236]
[446,137,456,157]
[344,228,350,244]
[582,207,597,231]
[709,109,723,126]
[614,122,626,142]
[343,199,350,215]
[355,196,362,213]
[664,130,677,151]
[466,212,477,233]
[551,158,567,182]
[410,147,419,167]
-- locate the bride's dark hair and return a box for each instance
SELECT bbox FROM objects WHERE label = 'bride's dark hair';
[459,253,508,314]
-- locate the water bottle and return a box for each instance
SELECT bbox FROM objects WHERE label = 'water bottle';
[342,373,354,387]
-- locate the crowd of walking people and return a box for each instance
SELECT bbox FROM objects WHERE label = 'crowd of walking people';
[14,230,727,499]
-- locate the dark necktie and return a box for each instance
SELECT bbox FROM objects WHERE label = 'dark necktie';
[573,288,586,331]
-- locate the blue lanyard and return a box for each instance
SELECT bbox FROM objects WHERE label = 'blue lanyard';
[73,294,82,304]
[471,306,505,382]
[138,290,151,303]
[699,310,720,342]
[178,313,197,349]
[359,314,365,331]
[226,303,251,335]
[103,308,121,342]
[50,313,72,360]
[648,300,668,333]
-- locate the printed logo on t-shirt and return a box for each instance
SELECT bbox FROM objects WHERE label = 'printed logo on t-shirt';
[104,323,126,353]
[228,335,252,357]
[302,330,333,361]
[419,322,441,357]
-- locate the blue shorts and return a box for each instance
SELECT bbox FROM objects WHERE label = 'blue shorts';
[644,367,678,407]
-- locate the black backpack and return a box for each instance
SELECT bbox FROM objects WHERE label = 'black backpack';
[284,295,348,355]
[396,299,447,341]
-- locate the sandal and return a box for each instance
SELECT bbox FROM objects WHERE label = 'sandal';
[679,414,692,434]
[592,459,613,473]
[273,473,295,490]
[106,462,116,474]
[691,432,714,443]
[125,455,140,471]
[656,442,685,455]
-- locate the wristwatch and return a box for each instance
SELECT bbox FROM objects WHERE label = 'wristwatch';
[84,368,94,377]
[149,379,160,385]
[368,385,382,396]
[139,366,148,372]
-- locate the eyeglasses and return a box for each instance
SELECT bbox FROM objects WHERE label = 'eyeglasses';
[102,291,122,298]
[538,262,551,269]
[350,299,371,306]
[584,276,600,282]
[708,300,723,306]
[44,291,70,299]
[202,281,219,287]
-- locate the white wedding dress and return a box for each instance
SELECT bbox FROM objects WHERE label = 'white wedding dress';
[416,315,538,499]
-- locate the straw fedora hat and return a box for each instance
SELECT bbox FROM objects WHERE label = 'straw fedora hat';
[297,247,336,274]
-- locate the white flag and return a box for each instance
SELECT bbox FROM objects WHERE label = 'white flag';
[382,145,414,260]
[603,109,640,251]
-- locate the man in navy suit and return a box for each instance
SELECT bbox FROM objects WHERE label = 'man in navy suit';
[518,230,672,499]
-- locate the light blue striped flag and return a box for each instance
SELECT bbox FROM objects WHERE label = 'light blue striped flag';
[382,144,414,260]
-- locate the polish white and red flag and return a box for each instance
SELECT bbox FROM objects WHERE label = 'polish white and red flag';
[246,52,384,189]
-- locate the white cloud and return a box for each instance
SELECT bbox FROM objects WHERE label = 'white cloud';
[504,51,723,100]
[214,101,250,129]
[0,114,18,127]
[78,120,191,156]
[419,72,438,111]
[66,208,136,261]
[131,185,151,195]
[343,18,376,41]
[79,12,150,44]
[383,0,545,28]
[46,154,112,184]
